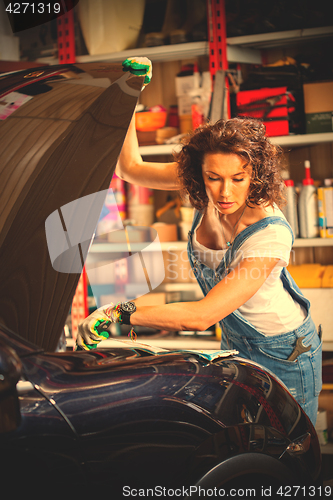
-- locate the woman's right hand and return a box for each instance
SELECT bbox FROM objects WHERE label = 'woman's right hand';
[75,304,115,351]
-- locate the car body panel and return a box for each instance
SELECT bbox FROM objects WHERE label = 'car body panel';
[0,326,320,492]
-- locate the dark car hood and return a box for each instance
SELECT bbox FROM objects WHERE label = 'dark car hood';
[0,63,142,351]
[20,342,306,438]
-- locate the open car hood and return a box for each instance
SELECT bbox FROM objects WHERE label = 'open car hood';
[0,63,143,351]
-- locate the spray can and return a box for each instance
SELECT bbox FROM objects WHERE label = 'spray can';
[283,179,299,238]
[298,161,319,238]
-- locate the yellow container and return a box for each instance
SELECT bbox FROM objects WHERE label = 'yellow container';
[287,264,325,288]
[179,114,192,134]
[322,266,333,288]
[215,322,222,341]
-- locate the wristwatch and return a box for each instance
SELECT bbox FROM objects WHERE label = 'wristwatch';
[118,301,136,325]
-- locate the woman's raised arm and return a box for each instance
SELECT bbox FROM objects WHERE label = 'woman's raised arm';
[116,113,181,191]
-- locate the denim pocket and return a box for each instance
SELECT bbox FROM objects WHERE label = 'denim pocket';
[310,339,322,397]
[254,343,305,403]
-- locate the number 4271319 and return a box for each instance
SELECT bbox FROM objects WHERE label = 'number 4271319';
[5,3,61,14]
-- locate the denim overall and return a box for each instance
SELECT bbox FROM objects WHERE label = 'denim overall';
[188,210,322,425]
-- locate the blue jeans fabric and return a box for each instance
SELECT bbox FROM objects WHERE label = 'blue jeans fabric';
[187,210,322,425]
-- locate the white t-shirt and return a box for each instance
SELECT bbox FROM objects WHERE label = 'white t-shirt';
[192,216,306,335]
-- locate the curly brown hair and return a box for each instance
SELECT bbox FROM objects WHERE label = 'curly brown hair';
[174,117,286,211]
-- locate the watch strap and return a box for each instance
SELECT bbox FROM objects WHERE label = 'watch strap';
[121,309,132,325]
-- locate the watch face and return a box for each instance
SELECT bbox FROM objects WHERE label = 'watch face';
[121,302,136,313]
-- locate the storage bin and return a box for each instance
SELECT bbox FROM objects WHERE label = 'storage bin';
[236,86,291,136]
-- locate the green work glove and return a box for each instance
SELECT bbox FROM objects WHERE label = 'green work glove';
[75,304,115,351]
[122,57,152,88]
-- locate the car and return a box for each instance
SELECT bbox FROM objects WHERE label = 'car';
[0,64,323,496]
[0,324,323,496]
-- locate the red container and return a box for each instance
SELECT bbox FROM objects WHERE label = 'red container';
[236,87,290,137]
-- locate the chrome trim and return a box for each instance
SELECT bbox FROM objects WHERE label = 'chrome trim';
[285,432,312,455]
[16,380,35,394]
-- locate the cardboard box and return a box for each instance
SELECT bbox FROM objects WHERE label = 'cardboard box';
[175,73,200,97]
[303,81,333,134]
[177,94,193,116]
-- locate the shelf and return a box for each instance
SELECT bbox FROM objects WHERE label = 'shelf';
[293,238,333,248]
[227,26,333,49]
[37,26,333,67]
[139,133,333,156]
[139,143,182,156]
[89,237,333,256]
[162,238,333,249]
[162,239,333,249]
[88,240,188,255]
[36,41,262,66]
[36,24,333,70]
[76,41,208,64]
[271,133,333,148]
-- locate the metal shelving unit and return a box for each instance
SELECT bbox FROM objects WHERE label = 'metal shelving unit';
[74,41,262,65]
[139,133,333,156]
[226,26,333,49]
[38,25,333,66]
[89,238,333,255]
[38,40,261,66]
[82,21,333,355]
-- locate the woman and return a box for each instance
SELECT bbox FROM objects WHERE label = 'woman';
[77,114,322,426]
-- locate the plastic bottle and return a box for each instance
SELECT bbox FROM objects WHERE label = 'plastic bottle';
[298,161,319,238]
[283,179,299,238]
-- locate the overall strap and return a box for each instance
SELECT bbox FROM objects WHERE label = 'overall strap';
[229,216,294,263]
